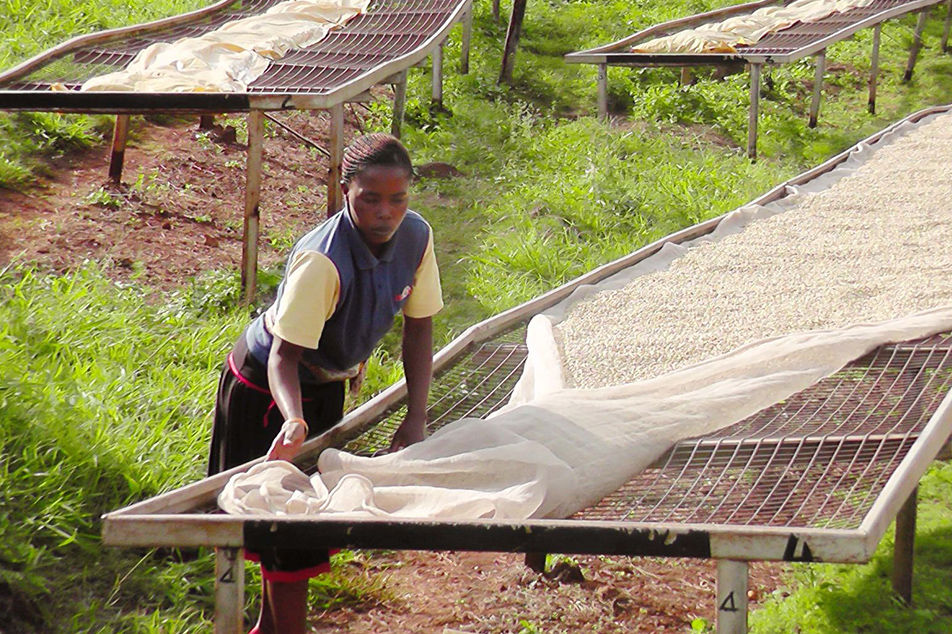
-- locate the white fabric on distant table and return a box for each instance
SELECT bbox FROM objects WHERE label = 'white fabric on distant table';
[631,0,875,54]
[80,0,370,92]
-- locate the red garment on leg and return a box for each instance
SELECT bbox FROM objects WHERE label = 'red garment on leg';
[257,578,309,634]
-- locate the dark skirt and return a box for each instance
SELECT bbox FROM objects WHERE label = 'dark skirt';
[208,331,345,476]
[209,330,346,581]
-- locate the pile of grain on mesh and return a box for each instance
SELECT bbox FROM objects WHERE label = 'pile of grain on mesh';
[555,112,952,389]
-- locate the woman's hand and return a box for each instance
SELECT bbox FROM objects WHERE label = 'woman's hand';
[267,419,309,462]
[388,411,426,452]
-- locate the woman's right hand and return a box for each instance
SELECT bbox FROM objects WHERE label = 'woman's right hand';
[266,419,308,462]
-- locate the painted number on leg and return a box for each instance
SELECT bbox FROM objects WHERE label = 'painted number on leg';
[220,567,235,584]
[719,591,738,613]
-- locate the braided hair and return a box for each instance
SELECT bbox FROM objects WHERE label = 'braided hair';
[340,133,413,185]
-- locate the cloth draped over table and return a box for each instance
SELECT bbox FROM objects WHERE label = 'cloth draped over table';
[75,0,370,92]
[218,306,952,521]
[629,0,874,54]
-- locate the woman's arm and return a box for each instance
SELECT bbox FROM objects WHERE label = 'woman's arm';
[266,335,309,462]
[389,315,433,451]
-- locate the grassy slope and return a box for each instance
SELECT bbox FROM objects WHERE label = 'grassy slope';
[2,0,952,631]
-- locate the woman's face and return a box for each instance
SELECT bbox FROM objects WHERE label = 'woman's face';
[342,165,411,252]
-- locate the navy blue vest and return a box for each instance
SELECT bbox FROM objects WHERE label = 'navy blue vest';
[246,206,432,382]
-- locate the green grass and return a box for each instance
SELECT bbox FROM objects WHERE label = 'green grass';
[3,0,952,631]
[0,265,231,632]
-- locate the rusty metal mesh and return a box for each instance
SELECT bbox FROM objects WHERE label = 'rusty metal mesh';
[575,332,952,529]
[741,0,929,56]
[3,0,459,94]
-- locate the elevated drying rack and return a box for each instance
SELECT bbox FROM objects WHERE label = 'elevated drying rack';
[101,104,952,634]
[565,0,952,158]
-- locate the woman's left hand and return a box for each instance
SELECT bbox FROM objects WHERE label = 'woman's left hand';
[388,412,426,452]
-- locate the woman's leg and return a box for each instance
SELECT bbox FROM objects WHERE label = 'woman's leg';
[258,579,309,634]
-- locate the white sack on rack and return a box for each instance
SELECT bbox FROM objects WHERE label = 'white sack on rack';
[631,0,875,54]
[80,0,370,93]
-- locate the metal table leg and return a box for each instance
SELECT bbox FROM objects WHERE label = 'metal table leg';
[391,70,409,138]
[214,547,245,634]
[747,63,762,161]
[809,50,826,128]
[892,486,918,605]
[108,114,130,184]
[327,103,345,218]
[869,24,882,114]
[241,110,264,306]
[597,64,608,122]
[461,3,473,74]
[716,559,749,634]
[904,10,929,82]
[432,43,444,108]
[942,0,952,52]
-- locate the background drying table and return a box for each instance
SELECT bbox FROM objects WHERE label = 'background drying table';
[0,0,473,302]
[565,0,952,159]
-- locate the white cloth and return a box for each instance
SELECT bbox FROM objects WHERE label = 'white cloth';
[218,306,952,520]
[80,0,370,92]
[631,0,875,54]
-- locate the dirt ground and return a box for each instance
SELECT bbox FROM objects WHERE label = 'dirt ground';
[317,551,788,633]
[0,114,791,633]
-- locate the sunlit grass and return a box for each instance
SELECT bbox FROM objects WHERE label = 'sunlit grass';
[3,0,952,630]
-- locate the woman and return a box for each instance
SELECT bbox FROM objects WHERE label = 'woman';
[208,133,442,634]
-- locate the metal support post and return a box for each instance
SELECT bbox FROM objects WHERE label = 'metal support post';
[240,110,264,307]
[499,0,528,84]
[904,10,929,82]
[461,4,473,74]
[747,63,762,161]
[597,64,608,122]
[869,24,882,114]
[327,103,345,218]
[942,0,952,52]
[892,486,918,605]
[525,552,547,573]
[391,70,408,138]
[108,114,130,184]
[809,50,826,128]
[214,547,245,634]
[199,115,216,129]
[716,560,748,634]
[432,42,443,108]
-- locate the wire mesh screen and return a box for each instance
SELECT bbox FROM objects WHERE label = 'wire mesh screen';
[332,321,949,533]
[576,333,952,529]
[342,325,528,456]
[4,0,461,95]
